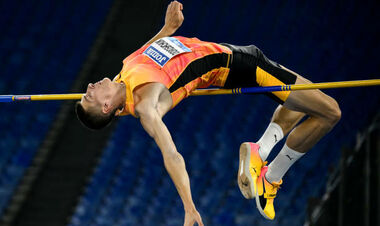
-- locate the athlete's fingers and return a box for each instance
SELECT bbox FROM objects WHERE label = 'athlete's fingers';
[170,1,174,10]
[178,1,183,10]
[172,1,180,14]
[166,2,175,17]
[173,1,181,12]
[196,213,204,226]
[168,1,174,12]
[173,1,182,10]
[172,2,183,21]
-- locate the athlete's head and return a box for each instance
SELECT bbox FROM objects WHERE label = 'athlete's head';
[75,77,126,130]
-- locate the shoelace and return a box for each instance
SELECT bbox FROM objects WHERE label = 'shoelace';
[270,178,283,190]
[263,180,282,199]
[271,182,281,190]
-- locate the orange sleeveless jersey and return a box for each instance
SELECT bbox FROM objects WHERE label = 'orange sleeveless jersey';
[113,36,232,117]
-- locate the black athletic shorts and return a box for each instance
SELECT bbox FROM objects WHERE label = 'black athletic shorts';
[220,43,297,104]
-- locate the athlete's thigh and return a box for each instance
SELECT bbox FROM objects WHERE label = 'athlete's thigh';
[282,66,339,118]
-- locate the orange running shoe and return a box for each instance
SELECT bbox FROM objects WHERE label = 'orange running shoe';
[237,142,265,199]
[255,166,282,220]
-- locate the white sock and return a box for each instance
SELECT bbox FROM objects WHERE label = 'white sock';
[265,144,305,183]
[257,122,284,161]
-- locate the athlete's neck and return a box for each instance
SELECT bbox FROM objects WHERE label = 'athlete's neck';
[115,82,127,110]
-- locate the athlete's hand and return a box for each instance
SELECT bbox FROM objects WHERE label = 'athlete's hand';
[184,209,204,226]
[164,1,184,35]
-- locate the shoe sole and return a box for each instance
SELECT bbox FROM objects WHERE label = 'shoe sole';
[237,142,256,199]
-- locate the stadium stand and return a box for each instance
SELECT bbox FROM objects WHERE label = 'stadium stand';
[0,0,113,219]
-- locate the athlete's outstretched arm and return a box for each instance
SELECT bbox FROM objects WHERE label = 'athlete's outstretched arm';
[144,1,184,46]
[135,83,203,226]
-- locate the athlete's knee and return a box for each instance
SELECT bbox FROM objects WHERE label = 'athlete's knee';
[323,98,341,126]
[331,99,341,124]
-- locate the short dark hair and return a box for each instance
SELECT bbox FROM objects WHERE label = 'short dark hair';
[75,101,116,130]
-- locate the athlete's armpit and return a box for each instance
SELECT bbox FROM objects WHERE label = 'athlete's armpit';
[134,82,173,119]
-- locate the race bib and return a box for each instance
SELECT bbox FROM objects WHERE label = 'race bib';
[143,37,192,67]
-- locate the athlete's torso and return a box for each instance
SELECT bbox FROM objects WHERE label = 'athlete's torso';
[114,36,232,117]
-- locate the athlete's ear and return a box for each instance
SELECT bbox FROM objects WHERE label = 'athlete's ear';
[102,101,111,114]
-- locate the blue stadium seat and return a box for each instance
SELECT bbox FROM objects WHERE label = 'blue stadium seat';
[0,0,113,217]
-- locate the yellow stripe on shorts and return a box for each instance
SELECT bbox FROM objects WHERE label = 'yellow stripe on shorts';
[256,66,291,102]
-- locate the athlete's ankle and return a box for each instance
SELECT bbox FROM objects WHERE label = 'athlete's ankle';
[264,171,281,185]
[257,141,269,161]
[265,144,305,183]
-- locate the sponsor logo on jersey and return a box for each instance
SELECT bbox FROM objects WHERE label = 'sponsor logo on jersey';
[143,37,191,67]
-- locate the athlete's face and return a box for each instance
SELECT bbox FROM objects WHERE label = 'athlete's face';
[80,77,119,114]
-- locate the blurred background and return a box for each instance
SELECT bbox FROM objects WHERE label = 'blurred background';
[0,0,379,225]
